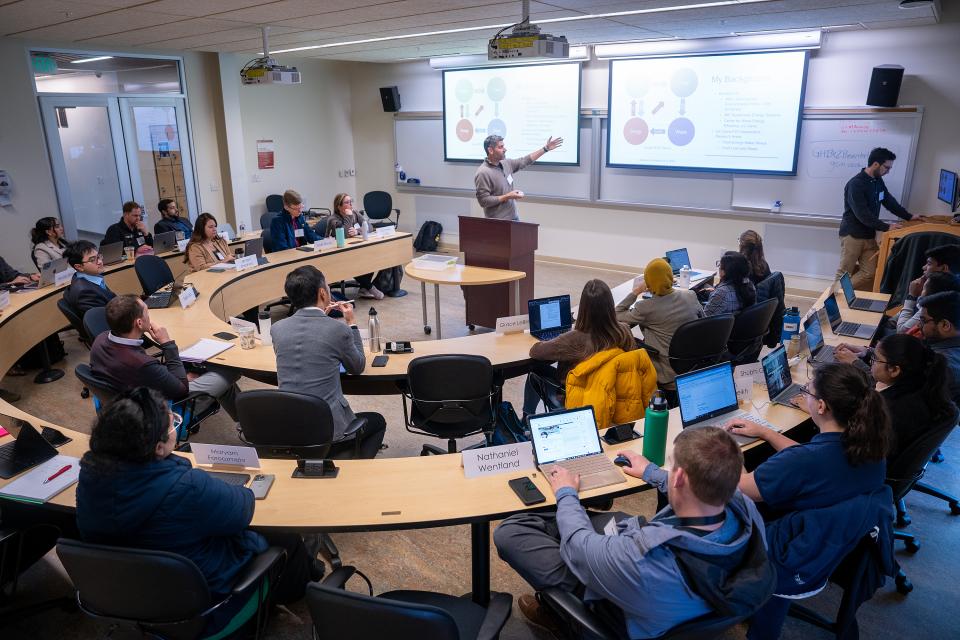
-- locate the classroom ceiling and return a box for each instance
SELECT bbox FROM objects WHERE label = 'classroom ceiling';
[0,0,943,63]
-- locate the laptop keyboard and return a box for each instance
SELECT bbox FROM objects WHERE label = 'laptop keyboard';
[837,321,861,335]
[203,471,250,486]
[813,348,836,364]
[535,327,569,341]
[146,291,173,309]
[558,455,616,476]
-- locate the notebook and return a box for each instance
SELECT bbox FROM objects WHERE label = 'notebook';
[0,454,80,504]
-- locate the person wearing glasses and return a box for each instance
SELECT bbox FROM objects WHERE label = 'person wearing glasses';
[724,363,892,640]
[702,252,756,317]
[269,189,318,251]
[325,193,382,299]
[30,216,69,267]
[63,240,117,318]
[77,388,319,635]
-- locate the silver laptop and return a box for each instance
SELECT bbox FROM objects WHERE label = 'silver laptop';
[32,258,70,289]
[839,272,887,313]
[761,345,805,407]
[244,237,269,265]
[528,406,626,492]
[824,293,875,339]
[154,231,178,254]
[100,241,124,265]
[676,362,779,445]
[218,223,237,241]
[803,312,836,364]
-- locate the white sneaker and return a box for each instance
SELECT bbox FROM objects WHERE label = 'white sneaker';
[358,288,375,299]
[367,286,385,300]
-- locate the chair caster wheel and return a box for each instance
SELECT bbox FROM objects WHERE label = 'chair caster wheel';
[424,326,431,335]
[468,324,476,331]
[905,539,921,553]
[897,514,912,528]
[931,449,944,463]
[950,501,960,515]
[80,388,90,399]
[896,573,913,594]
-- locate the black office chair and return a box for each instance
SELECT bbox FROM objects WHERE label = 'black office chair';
[307,565,512,640]
[755,271,786,348]
[57,298,92,399]
[57,538,284,640]
[134,254,174,296]
[261,226,275,254]
[668,314,735,377]
[81,307,109,342]
[0,521,73,626]
[259,211,277,233]
[401,355,500,455]
[265,194,283,214]
[361,191,400,229]
[539,588,745,640]
[727,298,778,365]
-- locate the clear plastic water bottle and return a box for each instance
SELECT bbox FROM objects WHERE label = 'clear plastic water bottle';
[368,307,381,353]
[258,310,272,346]
[679,265,692,289]
[361,216,370,241]
[239,222,247,237]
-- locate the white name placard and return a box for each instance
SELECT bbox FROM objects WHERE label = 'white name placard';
[0,290,9,310]
[54,268,75,287]
[376,225,396,237]
[177,239,189,251]
[190,443,261,469]
[235,255,258,271]
[229,316,260,338]
[314,238,336,251]
[734,362,764,402]
[178,286,197,309]
[462,442,535,479]
[495,314,529,335]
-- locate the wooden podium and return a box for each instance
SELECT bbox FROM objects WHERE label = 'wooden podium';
[459,216,538,329]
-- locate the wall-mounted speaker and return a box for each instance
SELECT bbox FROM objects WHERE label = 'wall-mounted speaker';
[866,65,904,108]
[379,86,401,112]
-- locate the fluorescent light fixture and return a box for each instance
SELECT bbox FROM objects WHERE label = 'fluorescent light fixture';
[71,55,114,64]
[595,30,821,59]
[429,45,589,69]
[263,0,776,55]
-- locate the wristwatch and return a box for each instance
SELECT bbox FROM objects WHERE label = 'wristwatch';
[543,145,548,153]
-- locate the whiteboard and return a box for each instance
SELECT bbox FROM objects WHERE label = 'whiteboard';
[732,112,922,216]
[394,117,592,199]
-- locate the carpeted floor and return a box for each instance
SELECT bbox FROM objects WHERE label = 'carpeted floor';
[1,259,957,639]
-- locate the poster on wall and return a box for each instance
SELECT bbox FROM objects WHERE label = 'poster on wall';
[257,140,275,170]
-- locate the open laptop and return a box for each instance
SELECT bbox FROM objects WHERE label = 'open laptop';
[839,272,887,313]
[528,295,573,341]
[146,269,189,309]
[0,413,58,479]
[154,231,178,254]
[25,258,70,290]
[676,362,779,445]
[823,293,876,339]
[100,241,125,265]
[244,237,270,265]
[664,248,707,279]
[761,345,805,407]
[528,406,625,492]
[218,223,238,241]
[803,312,836,364]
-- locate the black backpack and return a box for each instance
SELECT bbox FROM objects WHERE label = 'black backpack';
[413,221,442,252]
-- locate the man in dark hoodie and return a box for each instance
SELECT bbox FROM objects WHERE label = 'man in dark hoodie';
[495,427,774,638]
[76,388,317,633]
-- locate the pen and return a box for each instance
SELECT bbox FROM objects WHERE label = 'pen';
[43,464,72,485]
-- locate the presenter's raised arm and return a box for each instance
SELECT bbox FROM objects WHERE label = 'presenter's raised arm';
[529,136,563,162]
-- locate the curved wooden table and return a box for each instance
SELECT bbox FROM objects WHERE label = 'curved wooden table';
[403,262,526,339]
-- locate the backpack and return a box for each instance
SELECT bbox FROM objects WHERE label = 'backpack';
[373,265,404,294]
[490,401,529,446]
[413,221,443,252]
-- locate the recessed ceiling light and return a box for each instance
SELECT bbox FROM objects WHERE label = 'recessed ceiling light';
[71,56,114,64]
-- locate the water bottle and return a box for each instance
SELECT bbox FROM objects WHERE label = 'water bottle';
[781,306,800,343]
[368,307,381,353]
[239,222,247,237]
[678,265,692,289]
[361,216,370,241]
[787,334,801,359]
[258,310,272,346]
[642,391,669,467]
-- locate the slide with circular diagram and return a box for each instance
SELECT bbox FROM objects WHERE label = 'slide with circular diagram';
[443,62,581,165]
[607,51,808,174]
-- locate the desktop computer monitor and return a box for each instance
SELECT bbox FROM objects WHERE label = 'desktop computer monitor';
[938,169,958,212]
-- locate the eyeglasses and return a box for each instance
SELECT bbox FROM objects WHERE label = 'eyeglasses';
[798,382,820,400]
[83,254,104,264]
[866,351,891,366]
[168,412,183,436]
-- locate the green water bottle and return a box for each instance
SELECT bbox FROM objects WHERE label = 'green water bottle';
[642,390,669,467]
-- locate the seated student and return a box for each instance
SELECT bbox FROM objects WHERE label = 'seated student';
[103,201,153,250]
[739,229,772,285]
[184,213,233,272]
[270,266,386,458]
[326,193,382,300]
[269,189,318,251]
[914,290,960,404]
[0,255,38,286]
[494,427,773,638]
[153,198,193,238]
[897,270,960,336]
[725,363,891,640]
[90,295,241,421]
[76,388,317,633]
[524,279,635,419]
[703,252,756,317]
[63,241,116,318]
[31,217,69,267]
[616,258,702,388]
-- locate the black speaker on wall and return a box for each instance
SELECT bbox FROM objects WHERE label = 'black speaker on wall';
[866,65,904,107]
[380,86,401,112]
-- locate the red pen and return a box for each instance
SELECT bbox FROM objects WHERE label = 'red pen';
[43,464,72,485]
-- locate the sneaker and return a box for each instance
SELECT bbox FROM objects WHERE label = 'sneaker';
[518,593,564,636]
[358,288,376,299]
[368,285,385,300]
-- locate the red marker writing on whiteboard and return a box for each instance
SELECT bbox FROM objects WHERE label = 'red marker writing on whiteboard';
[43,464,72,485]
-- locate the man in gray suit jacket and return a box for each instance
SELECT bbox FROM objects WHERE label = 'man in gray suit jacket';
[270,265,386,458]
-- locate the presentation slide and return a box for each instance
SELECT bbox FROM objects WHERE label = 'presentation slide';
[607,51,808,174]
[442,62,581,165]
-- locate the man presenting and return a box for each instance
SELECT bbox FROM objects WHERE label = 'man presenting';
[837,147,917,290]
[474,134,562,220]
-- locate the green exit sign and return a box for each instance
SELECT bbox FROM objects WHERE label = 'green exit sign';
[32,55,57,74]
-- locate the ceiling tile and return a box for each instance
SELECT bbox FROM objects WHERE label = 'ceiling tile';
[11,7,195,39]
[0,0,118,35]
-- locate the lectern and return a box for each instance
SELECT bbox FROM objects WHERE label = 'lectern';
[459,216,538,329]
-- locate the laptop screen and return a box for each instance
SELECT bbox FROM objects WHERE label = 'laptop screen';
[839,272,856,305]
[676,362,739,427]
[528,295,572,333]
[761,345,792,399]
[804,313,825,354]
[529,406,602,465]
[665,248,692,274]
[823,293,842,328]
[245,237,263,258]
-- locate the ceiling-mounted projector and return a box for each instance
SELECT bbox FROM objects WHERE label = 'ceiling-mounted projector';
[241,26,301,86]
[488,1,569,60]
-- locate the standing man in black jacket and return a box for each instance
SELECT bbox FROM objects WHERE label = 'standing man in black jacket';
[837,147,916,290]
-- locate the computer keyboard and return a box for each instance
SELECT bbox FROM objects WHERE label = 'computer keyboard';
[837,321,861,334]
[535,328,569,341]
[146,290,173,309]
[203,470,250,486]
[557,455,617,476]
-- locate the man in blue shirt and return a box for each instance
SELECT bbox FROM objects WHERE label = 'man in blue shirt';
[494,427,773,638]
[153,199,193,238]
[63,240,117,319]
[917,290,960,405]
[269,189,318,251]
